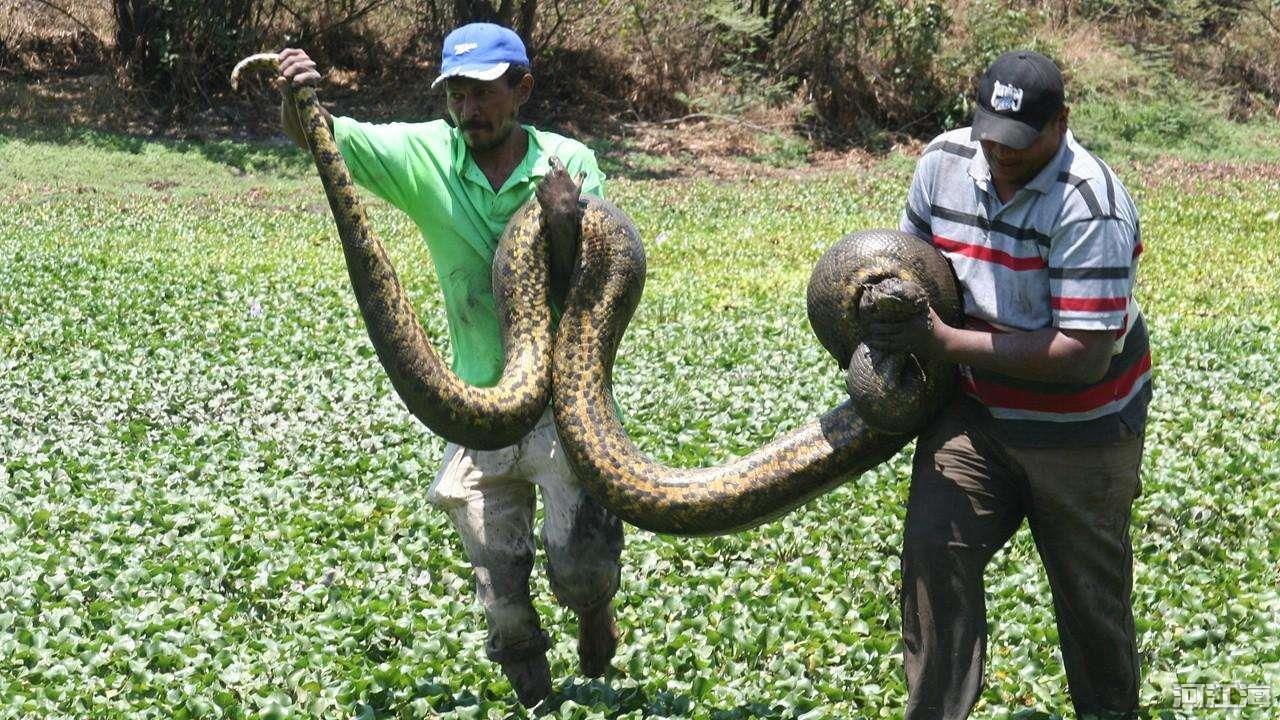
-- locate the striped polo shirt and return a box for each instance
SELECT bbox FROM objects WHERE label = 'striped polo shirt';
[899,128,1151,446]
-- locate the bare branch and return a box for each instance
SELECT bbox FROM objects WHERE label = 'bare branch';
[314,0,396,37]
[1244,0,1280,35]
[626,112,784,134]
[26,0,100,38]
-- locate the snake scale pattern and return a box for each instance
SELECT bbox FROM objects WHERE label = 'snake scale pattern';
[233,53,963,536]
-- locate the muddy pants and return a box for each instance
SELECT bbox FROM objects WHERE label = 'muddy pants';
[901,399,1145,719]
[427,409,624,664]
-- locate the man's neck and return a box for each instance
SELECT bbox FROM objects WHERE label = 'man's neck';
[470,125,529,192]
[992,177,1020,204]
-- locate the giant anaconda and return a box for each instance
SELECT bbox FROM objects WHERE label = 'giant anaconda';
[234,53,963,536]
[553,206,962,534]
[232,53,553,451]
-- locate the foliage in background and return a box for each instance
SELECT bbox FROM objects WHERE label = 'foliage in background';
[1074,0,1280,119]
[112,0,263,113]
[789,0,948,144]
[3,0,1279,142]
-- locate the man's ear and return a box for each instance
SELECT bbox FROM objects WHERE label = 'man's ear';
[1058,106,1071,135]
[515,73,533,106]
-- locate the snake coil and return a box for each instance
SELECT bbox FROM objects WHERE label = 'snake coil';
[552,205,962,534]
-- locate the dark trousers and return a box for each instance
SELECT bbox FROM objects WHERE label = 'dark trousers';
[901,400,1145,719]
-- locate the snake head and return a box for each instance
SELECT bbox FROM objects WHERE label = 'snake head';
[857,278,929,324]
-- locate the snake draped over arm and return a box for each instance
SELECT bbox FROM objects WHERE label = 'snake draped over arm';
[233,52,963,536]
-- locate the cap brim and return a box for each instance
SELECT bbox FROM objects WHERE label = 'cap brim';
[431,61,511,88]
[971,106,1040,149]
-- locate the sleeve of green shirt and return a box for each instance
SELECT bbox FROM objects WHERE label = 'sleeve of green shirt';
[332,117,434,215]
[536,133,606,200]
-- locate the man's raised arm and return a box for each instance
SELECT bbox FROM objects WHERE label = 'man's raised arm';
[276,48,332,150]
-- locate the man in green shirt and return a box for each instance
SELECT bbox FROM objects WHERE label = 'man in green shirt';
[277,23,623,708]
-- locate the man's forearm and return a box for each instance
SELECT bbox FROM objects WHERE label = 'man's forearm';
[280,96,333,150]
[938,324,1114,384]
[545,218,578,306]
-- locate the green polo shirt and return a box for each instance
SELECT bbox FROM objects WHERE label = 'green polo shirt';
[333,117,605,387]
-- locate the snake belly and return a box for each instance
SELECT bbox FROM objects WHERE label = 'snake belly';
[231,53,552,450]
[553,198,963,536]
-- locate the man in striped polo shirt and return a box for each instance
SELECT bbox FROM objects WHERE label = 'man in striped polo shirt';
[871,50,1151,718]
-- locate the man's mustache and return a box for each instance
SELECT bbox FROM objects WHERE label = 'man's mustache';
[462,120,492,131]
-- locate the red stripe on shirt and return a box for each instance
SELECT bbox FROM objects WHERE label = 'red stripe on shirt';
[964,352,1152,414]
[933,235,1047,271]
[1115,312,1129,339]
[1052,296,1129,312]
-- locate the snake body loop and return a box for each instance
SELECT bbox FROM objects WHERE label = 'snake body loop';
[234,52,962,535]
[232,53,553,450]
[551,201,962,535]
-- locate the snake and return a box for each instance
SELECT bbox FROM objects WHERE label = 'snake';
[232,52,964,536]
[232,53,553,451]
[553,207,962,534]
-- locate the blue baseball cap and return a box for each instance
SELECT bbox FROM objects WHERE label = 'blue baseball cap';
[432,23,529,88]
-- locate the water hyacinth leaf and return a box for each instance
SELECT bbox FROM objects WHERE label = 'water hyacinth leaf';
[0,132,1278,718]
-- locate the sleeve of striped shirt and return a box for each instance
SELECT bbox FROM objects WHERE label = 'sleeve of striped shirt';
[1047,216,1138,330]
[898,151,936,242]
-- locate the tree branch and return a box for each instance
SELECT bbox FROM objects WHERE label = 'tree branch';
[313,0,395,37]
[627,112,784,134]
[28,0,100,38]
[1245,0,1280,35]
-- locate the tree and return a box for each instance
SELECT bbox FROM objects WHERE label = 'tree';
[452,0,539,42]
[113,0,259,113]
[745,0,802,49]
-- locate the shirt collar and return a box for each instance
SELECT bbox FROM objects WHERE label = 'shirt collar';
[967,142,991,190]
[526,131,553,179]
[451,124,546,193]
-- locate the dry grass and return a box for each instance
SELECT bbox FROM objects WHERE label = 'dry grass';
[1047,23,1145,101]
[1,0,112,44]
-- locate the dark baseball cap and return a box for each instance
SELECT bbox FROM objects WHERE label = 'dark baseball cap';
[971,50,1064,149]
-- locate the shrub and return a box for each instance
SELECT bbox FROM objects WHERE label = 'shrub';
[759,0,951,145]
[113,0,263,115]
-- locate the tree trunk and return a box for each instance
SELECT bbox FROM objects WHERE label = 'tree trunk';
[451,0,537,42]
[113,0,172,103]
[516,0,537,42]
[453,0,498,23]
